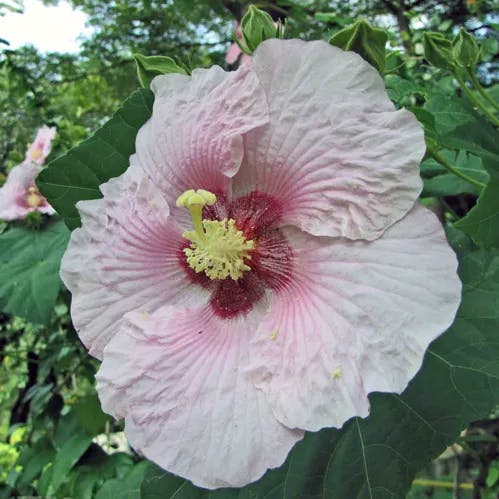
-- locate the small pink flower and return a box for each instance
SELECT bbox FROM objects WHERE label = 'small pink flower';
[0,162,55,221]
[61,40,461,489]
[25,126,56,165]
[0,126,56,221]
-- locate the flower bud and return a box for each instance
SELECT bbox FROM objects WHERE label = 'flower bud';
[423,32,454,70]
[134,53,187,89]
[329,19,388,73]
[241,5,278,53]
[452,28,481,67]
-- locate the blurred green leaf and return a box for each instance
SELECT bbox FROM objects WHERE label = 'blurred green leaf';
[37,89,154,230]
[73,394,110,436]
[0,220,69,324]
[48,432,93,494]
[486,465,499,488]
[96,461,149,499]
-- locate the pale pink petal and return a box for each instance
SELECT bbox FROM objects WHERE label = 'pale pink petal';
[25,126,56,165]
[132,65,268,227]
[248,204,461,431]
[96,304,303,489]
[0,162,53,220]
[234,39,424,240]
[225,42,242,64]
[60,165,209,359]
[241,54,252,67]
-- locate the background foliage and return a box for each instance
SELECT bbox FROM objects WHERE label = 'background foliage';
[1,0,498,497]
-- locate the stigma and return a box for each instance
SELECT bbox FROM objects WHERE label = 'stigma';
[176,189,255,281]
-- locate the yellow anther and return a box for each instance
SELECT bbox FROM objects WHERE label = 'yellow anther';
[331,368,343,379]
[26,186,42,208]
[270,329,278,341]
[178,189,255,281]
[176,189,216,208]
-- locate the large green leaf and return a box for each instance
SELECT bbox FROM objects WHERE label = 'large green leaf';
[37,89,154,230]
[139,228,499,498]
[0,220,69,324]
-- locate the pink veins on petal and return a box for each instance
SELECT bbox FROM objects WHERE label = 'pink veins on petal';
[61,39,462,489]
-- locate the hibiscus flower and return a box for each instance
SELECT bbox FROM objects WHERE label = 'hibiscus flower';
[0,127,56,221]
[61,39,461,489]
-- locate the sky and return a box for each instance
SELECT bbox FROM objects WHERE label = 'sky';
[0,0,90,53]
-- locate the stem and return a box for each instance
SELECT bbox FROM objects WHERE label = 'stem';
[412,479,473,490]
[428,148,486,189]
[454,72,499,127]
[466,68,499,112]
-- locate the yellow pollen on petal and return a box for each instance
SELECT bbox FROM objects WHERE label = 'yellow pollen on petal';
[176,189,255,281]
[331,367,343,379]
[26,186,42,208]
[270,329,278,341]
[28,147,43,162]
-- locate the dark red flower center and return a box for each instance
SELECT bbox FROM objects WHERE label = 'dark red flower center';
[178,191,293,318]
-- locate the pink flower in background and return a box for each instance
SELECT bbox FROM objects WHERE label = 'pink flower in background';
[0,126,56,221]
[61,39,461,489]
[225,23,252,67]
[25,126,56,165]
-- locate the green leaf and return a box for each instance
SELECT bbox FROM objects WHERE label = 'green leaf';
[329,19,388,73]
[385,75,422,107]
[133,53,187,89]
[96,461,149,499]
[0,220,69,324]
[73,394,110,436]
[445,122,499,248]
[424,91,499,248]
[17,437,56,487]
[140,231,499,497]
[486,465,499,488]
[420,150,488,197]
[48,432,93,494]
[455,173,499,248]
[37,89,154,230]
[424,91,475,136]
